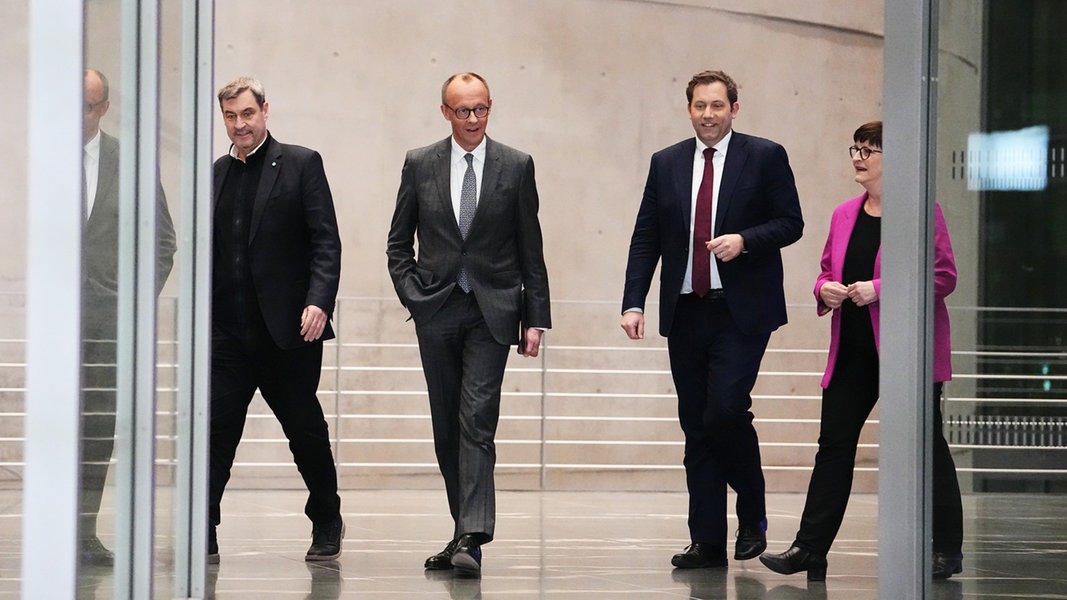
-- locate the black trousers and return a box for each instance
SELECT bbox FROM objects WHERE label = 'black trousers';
[667,294,771,548]
[208,325,340,528]
[794,358,964,556]
[414,289,510,544]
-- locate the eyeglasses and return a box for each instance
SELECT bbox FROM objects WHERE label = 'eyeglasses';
[85,99,107,113]
[446,104,490,120]
[849,145,882,160]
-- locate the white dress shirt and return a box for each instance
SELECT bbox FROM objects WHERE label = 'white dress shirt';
[449,137,486,224]
[83,131,101,217]
[683,130,731,293]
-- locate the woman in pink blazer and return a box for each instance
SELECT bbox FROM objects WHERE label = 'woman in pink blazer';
[760,121,964,580]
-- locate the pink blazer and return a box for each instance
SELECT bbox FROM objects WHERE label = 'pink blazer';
[814,193,957,388]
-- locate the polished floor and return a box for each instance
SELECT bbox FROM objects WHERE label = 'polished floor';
[9,490,1067,598]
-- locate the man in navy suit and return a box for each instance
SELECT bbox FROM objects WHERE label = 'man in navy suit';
[621,69,803,569]
[209,77,343,563]
[387,72,551,577]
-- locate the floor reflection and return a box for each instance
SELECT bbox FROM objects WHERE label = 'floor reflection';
[671,567,729,598]
[426,569,483,600]
[8,490,1067,598]
[304,561,341,600]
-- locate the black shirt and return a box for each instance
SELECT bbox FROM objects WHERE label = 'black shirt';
[838,205,881,361]
[213,137,270,341]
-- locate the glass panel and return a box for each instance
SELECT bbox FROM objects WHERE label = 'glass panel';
[2,1,28,595]
[937,0,1067,595]
[84,1,179,594]
[155,1,184,594]
[81,5,125,591]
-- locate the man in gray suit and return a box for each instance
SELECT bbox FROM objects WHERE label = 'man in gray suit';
[387,72,551,577]
[81,68,177,565]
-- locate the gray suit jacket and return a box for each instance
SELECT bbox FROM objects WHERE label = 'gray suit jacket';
[84,131,177,333]
[387,136,551,345]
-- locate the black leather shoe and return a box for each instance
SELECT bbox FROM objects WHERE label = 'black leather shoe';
[671,543,728,569]
[932,552,963,579]
[759,545,827,581]
[425,538,462,570]
[734,523,767,560]
[79,537,114,567]
[450,534,482,577]
[305,516,344,561]
[208,525,220,565]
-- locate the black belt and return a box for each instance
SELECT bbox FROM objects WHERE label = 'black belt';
[685,289,726,300]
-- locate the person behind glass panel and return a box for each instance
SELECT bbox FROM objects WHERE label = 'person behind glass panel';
[79,68,177,567]
[760,120,965,580]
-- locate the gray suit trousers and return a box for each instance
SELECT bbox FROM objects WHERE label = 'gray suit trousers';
[415,289,510,543]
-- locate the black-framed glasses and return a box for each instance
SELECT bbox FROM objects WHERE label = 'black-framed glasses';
[849,145,882,160]
[446,104,490,120]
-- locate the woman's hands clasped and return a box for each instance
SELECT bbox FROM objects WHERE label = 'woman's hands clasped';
[820,280,878,309]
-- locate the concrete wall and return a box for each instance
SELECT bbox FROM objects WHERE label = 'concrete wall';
[204,0,889,490]
[2,0,891,334]
[208,0,884,316]
[2,0,903,491]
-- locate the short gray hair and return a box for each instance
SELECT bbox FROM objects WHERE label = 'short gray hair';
[217,76,266,108]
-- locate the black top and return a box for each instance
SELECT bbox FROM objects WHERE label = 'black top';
[838,205,881,367]
[213,135,270,341]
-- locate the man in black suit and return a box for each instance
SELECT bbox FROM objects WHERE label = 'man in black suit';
[80,68,177,566]
[209,76,343,563]
[621,70,803,569]
[387,72,551,576]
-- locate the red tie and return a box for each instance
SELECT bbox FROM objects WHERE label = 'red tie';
[692,147,715,297]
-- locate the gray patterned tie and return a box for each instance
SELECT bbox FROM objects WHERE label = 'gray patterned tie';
[456,153,476,292]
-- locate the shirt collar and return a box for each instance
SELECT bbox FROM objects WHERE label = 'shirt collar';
[694,129,732,160]
[84,130,102,160]
[450,137,487,164]
[229,131,271,160]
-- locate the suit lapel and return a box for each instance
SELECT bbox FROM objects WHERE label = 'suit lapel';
[429,138,460,237]
[674,139,696,234]
[249,137,282,244]
[715,132,747,235]
[473,137,504,235]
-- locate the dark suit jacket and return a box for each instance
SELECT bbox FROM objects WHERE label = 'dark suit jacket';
[83,131,177,332]
[622,132,803,337]
[212,135,342,350]
[386,136,551,345]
